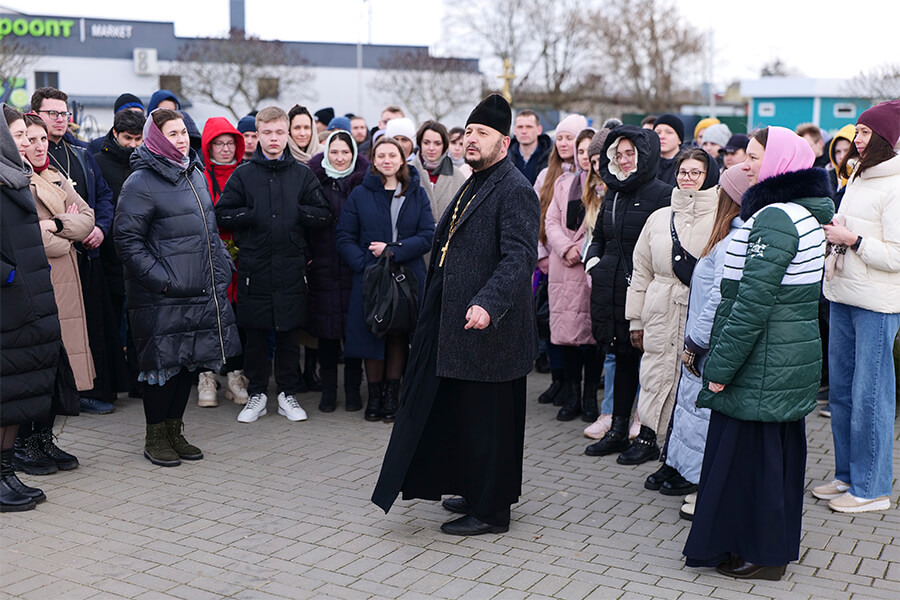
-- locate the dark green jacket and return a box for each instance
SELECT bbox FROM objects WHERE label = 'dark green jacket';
[698,168,834,422]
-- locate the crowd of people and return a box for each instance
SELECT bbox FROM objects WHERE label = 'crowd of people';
[1,84,898,583]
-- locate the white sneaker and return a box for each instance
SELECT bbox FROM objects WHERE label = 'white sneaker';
[277,392,308,422]
[684,492,697,504]
[238,393,267,423]
[225,370,249,405]
[812,479,849,500]
[197,372,218,407]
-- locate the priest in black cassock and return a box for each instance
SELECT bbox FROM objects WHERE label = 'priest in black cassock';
[372,94,540,536]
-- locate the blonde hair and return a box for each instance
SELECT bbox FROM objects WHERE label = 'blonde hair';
[256,106,289,127]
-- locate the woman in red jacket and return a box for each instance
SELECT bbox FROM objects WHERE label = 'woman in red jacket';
[198,117,247,407]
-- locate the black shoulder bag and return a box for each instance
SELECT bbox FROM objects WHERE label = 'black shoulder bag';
[363,245,420,338]
[670,212,698,286]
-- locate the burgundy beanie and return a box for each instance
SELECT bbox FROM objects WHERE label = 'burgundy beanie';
[857,99,900,147]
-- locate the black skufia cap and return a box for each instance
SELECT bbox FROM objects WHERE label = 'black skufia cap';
[466,94,512,136]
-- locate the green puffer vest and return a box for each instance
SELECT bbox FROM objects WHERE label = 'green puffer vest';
[698,168,834,422]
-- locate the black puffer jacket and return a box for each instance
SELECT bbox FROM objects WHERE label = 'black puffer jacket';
[214,147,333,331]
[0,184,62,424]
[585,125,673,352]
[306,152,368,340]
[114,145,240,371]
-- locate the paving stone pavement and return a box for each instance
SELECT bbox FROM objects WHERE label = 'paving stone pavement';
[2,370,898,599]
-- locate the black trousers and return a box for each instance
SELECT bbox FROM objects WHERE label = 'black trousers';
[142,368,193,425]
[559,344,602,383]
[612,348,641,418]
[244,328,300,395]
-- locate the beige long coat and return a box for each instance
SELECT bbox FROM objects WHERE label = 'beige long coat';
[626,186,718,438]
[29,166,96,391]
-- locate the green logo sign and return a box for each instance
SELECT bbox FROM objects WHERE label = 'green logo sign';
[0,17,75,40]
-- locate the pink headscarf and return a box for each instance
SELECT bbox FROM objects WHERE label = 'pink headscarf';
[757,126,814,183]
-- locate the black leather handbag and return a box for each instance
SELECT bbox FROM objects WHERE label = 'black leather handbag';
[362,246,419,338]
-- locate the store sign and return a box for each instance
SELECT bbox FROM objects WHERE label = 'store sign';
[0,17,75,40]
[91,23,133,39]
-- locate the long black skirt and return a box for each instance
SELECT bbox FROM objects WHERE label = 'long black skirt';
[683,410,806,568]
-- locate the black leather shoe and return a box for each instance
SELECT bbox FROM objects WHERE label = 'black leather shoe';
[12,434,58,475]
[556,381,582,421]
[616,426,660,465]
[318,389,337,413]
[441,496,471,514]
[716,558,786,581]
[36,426,78,471]
[644,464,677,490]
[584,416,630,456]
[440,514,508,536]
[660,472,698,496]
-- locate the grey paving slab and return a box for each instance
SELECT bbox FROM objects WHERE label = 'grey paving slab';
[1,370,898,599]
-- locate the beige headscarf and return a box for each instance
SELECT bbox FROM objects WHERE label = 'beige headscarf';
[287,125,323,164]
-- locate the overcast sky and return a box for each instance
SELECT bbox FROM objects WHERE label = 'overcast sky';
[1,0,891,86]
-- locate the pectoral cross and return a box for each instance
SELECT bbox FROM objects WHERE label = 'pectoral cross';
[439,240,449,267]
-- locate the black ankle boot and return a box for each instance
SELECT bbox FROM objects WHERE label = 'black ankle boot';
[1,448,42,512]
[35,424,78,470]
[12,431,58,475]
[365,382,384,421]
[344,361,363,412]
[304,349,322,392]
[318,368,338,413]
[581,380,599,423]
[556,381,582,421]
[617,425,660,465]
[382,379,400,423]
[538,369,564,404]
[585,416,630,456]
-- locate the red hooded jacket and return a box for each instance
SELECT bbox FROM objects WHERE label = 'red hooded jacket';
[201,117,245,302]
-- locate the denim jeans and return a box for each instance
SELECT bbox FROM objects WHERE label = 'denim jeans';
[602,352,615,414]
[829,302,900,499]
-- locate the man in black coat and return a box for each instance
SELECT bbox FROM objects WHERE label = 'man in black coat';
[507,109,552,185]
[94,109,145,396]
[215,106,333,425]
[372,94,540,536]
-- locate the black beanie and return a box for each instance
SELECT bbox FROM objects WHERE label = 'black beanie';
[654,113,684,143]
[466,94,512,136]
[115,93,144,114]
[315,107,335,125]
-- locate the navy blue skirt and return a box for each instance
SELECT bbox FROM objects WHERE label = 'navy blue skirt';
[683,410,806,568]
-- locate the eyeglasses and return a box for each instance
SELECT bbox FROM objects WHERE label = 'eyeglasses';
[677,169,706,180]
[615,150,635,161]
[39,110,73,120]
[211,141,236,149]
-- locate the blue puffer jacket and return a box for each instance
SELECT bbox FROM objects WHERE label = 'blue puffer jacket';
[336,167,434,360]
[666,217,741,483]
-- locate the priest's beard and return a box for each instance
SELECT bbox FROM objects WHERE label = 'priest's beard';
[465,138,504,171]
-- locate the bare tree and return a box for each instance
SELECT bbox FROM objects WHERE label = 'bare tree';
[443,0,599,110]
[0,37,41,102]
[595,0,705,113]
[369,50,482,123]
[172,29,315,120]
[849,63,900,102]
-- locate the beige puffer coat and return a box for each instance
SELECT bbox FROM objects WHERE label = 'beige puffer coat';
[626,185,718,437]
[29,166,96,391]
[823,154,900,313]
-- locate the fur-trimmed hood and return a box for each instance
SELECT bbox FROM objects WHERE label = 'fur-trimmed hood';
[741,167,835,224]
